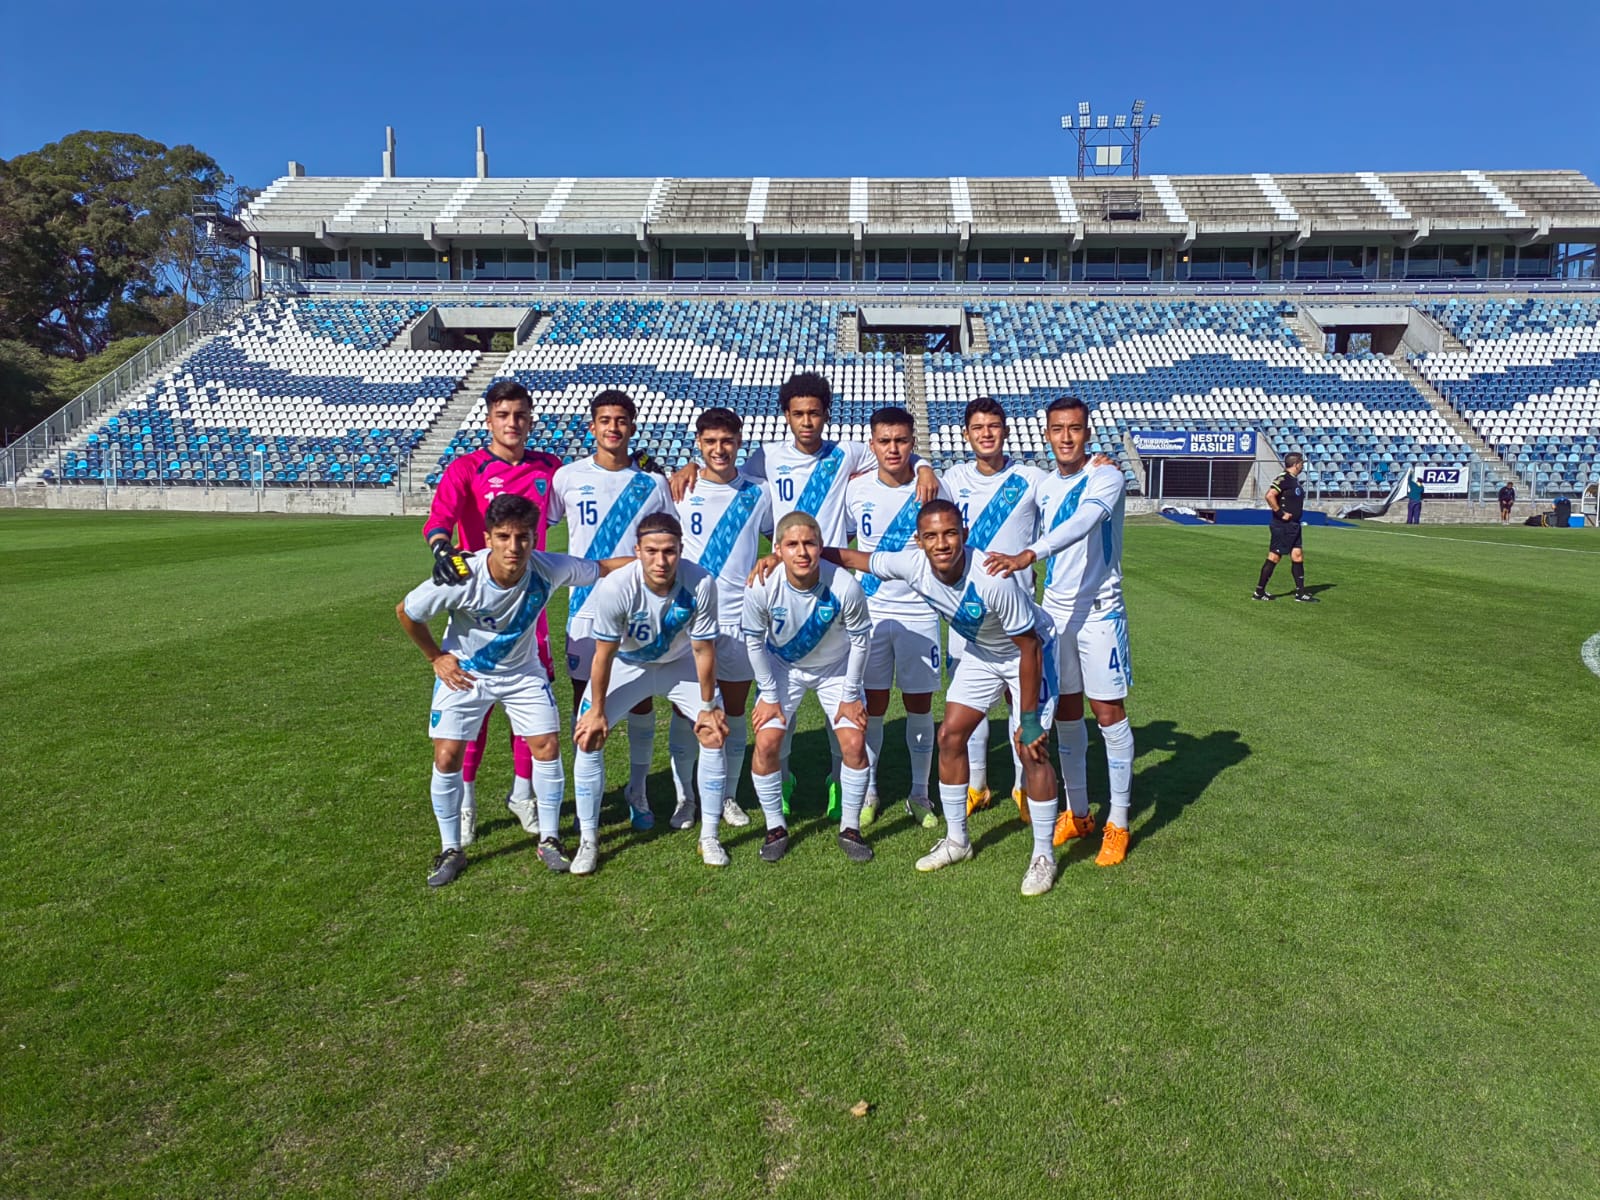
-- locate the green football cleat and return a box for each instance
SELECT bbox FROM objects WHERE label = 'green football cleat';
[781,774,794,818]
[825,778,842,821]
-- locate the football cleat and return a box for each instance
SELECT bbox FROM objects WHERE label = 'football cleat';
[697,837,730,868]
[1251,590,1275,601]
[721,797,751,827]
[905,794,940,830]
[570,837,599,876]
[505,793,538,835]
[628,794,655,831]
[860,792,880,828]
[669,796,697,830]
[536,837,571,873]
[915,837,975,873]
[427,848,467,888]
[1294,591,1320,603]
[1096,823,1130,867]
[1020,854,1058,897]
[759,826,790,863]
[781,775,794,818]
[1053,809,1097,846]
[460,798,477,847]
[825,778,842,821]
[966,785,992,816]
[1012,787,1027,822]
[837,828,874,863]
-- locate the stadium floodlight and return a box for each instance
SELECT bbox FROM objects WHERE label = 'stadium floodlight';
[1150,114,1162,128]
[1061,115,1073,129]
[1078,101,1091,116]
[1097,114,1109,128]
[1079,115,1092,128]
[1132,114,1144,127]
[1132,98,1146,115]
[1114,114,1128,128]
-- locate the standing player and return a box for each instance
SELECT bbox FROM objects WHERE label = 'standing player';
[742,512,874,863]
[822,500,1062,896]
[424,380,561,844]
[1251,452,1318,603]
[985,397,1135,867]
[397,495,626,886]
[845,406,947,827]
[671,373,940,815]
[548,391,675,830]
[939,396,1049,821]
[670,408,773,831]
[572,513,729,873]
[1498,480,1516,525]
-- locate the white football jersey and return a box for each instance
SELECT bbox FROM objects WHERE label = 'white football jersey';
[546,457,674,627]
[846,471,951,619]
[741,560,872,671]
[1031,463,1127,619]
[940,459,1048,555]
[742,438,874,545]
[585,559,719,666]
[403,550,599,677]
[676,472,773,625]
[868,546,1050,662]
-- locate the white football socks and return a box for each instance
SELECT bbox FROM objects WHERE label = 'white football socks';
[697,744,726,842]
[430,767,463,851]
[906,712,935,801]
[573,747,606,839]
[839,763,869,831]
[508,773,532,802]
[1102,718,1135,829]
[753,770,786,830]
[1056,717,1090,817]
[1027,798,1058,860]
[938,781,970,845]
[462,779,477,813]
[864,715,885,793]
[722,718,748,804]
[1007,706,1025,795]
[627,710,655,799]
[531,756,566,841]
[668,710,696,804]
[966,716,989,793]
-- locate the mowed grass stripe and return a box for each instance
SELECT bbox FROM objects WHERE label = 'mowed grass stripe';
[0,510,1595,1199]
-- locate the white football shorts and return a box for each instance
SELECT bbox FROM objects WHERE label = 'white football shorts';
[576,654,723,723]
[714,624,754,684]
[1054,605,1132,701]
[430,670,561,740]
[944,636,1058,725]
[864,611,941,693]
[565,633,596,682]
[753,655,865,733]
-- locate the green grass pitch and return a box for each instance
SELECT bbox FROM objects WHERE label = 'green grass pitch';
[1,510,1596,1198]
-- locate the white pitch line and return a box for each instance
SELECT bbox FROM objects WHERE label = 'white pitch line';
[1583,633,1600,679]
[1347,527,1600,556]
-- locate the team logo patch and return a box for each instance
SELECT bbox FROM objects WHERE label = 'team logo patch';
[567,654,580,672]
[960,597,984,623]
[534,478,548,495]
[817,600,837,622]
[430,711,441,728]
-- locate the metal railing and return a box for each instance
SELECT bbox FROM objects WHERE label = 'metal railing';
[1,296,248,488]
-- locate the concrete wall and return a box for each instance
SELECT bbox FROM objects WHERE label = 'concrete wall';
[2,486,436,518]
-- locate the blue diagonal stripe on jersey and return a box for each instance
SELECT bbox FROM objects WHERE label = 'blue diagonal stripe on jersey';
[458,576,551,673]
[794,444,845,517]
[861,492,923,597]
[768,585,840,663]
[697,478,763,579]
[966,472,1031,550]
[571,472,658,615]
[620,585,699,664]
[949,582,988,642]
[1043,475,1089,587]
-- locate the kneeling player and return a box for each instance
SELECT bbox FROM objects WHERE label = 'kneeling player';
[572,513,730,873]
[396,495,621,887]
[742,512,874,863]
[824,499,1062,896]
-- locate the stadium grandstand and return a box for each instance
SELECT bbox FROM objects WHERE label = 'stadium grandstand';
[5,151,1599,514]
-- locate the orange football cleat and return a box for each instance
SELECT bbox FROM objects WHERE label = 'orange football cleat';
[1052,808,1097,846]
[966,786,992,816]
[1012,787,1028,821]
[1095,822,1130,866]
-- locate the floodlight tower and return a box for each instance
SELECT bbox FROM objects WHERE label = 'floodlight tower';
[1060,99,1162,179]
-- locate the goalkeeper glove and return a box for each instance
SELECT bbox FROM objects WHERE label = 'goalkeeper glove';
[1018,711,1046,747]
[432,541,471,586]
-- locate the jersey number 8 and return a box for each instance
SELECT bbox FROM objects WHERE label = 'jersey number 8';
[690,511,703,536]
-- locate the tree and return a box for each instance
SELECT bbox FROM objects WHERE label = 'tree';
[0,132,233,361]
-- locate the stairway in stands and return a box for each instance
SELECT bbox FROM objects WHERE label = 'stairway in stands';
[1391,356,1527,492]
[405,350,508,485]
[967,313,991,356]
[903,352,931,451]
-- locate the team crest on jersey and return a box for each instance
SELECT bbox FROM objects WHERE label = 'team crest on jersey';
[959,595,985,624]
[534,479,548,495]
[817,599,837,622]
[430,711,441,728]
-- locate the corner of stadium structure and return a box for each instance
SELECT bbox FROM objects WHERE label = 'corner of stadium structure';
[4,166,1598,520]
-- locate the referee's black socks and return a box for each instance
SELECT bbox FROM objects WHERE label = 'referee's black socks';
[1256,560,1276,592]
[1291,561,1305,593]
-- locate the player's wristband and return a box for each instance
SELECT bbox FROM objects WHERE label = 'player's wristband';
[1018,712,1046,745]
[432,541,470,585]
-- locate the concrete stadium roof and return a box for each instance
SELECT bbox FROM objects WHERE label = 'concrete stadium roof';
[239,170,1600,247]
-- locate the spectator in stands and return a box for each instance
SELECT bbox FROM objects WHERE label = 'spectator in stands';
[1406,473,1424,525]
[1498,482,1516,525]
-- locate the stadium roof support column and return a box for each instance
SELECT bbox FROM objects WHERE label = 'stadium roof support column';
[475,127,488,179]
[382,127,396,178]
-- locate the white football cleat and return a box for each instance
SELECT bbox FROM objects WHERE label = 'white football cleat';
[570,837,599,876]
[697,837,730,868]
[915,837,975,873]
[505,793,537,835]
[721,798,751,827]
[1020,854,1057,897]
[459,798,477,847]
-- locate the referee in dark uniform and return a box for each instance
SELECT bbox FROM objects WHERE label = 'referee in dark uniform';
[1252,452,1318,602]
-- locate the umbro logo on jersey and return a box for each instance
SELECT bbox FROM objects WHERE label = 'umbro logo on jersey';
[579,485,596,496]
[771,606,788,620]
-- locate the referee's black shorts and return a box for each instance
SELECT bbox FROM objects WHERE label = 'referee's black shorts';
[1269,519,1303,556]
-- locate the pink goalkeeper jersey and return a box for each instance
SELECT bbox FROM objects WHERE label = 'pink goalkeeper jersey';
[425,447,563,676]
[425,448,562,552]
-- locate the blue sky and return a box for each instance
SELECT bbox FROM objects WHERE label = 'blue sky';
[3,0,1596,192]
